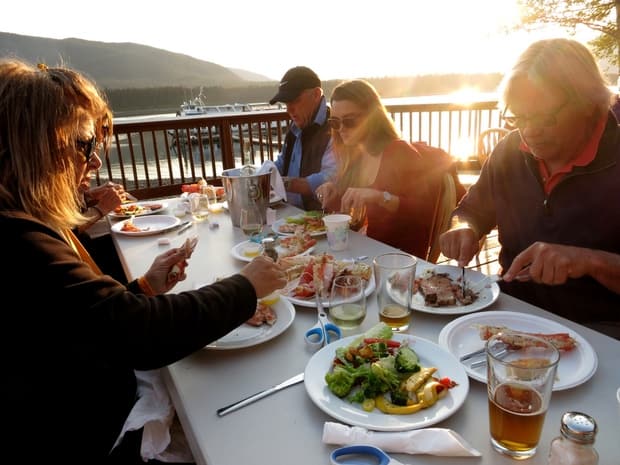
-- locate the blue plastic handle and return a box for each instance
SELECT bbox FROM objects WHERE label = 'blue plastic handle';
[330,445,391,465]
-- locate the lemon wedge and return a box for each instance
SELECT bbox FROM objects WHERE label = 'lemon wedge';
[259,292,280,306]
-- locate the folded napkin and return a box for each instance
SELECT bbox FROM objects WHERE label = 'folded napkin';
[257,160,287,202]
[112,369,194,463]
[322,422,481,457]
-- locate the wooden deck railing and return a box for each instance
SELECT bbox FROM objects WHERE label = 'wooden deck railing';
[100,98,503,199]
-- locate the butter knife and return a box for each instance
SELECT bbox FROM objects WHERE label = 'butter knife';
[216,372,304,417]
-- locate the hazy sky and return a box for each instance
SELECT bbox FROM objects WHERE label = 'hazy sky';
[2,0,595,80]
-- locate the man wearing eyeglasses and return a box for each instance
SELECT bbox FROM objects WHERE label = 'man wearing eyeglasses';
[270,66,336,210]
[439,38,620,339]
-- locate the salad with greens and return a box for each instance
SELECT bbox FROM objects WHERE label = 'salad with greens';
[324,322,457,414]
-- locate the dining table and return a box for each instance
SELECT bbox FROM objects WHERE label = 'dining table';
[110,198,620,465]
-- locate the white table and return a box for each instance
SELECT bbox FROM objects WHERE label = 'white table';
[111,200,620,465]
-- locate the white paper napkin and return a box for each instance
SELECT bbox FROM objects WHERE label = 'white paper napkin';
[322,422,481,457]
[257,160,287,202]
[112,369,194,462]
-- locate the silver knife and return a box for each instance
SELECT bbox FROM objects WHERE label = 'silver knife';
[175,221,193,235]
[216,372,304,417]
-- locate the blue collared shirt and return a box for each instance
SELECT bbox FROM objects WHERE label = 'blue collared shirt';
[275,96,336,208]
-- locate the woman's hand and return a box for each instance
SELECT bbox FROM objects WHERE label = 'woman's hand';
[315,182,339,211]
[143,246,192,294]
[239,255,287,299]
[88,182,126,215]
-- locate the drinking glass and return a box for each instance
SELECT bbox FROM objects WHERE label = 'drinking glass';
[240,202,263,239]
[372,252,416,331]
[189,192,210,222]
[328,275,366,330]
[486,332,560,459]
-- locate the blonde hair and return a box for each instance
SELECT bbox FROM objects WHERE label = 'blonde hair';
[0,59,113,232]
[330,79,400,189]
[500,38,613,116]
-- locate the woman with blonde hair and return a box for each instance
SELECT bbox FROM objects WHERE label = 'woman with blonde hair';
[0,59,286,463]
[316,79,462,258]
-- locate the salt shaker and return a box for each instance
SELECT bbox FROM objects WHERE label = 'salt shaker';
[547,411,598,465]
[261,237,278,262]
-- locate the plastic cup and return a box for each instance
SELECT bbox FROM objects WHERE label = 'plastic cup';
[323,214,351,251]
[486,332,560,459]
[372,252,416,332]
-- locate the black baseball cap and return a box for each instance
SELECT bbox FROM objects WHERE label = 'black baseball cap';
[269,66,321,105]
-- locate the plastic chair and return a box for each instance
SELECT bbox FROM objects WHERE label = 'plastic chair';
[477,128,509,167]
[426,172,457,263]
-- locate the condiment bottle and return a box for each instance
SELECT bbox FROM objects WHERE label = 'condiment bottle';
[547,411,598,465]
[261,237,278,262]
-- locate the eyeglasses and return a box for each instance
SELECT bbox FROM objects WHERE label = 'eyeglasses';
[502,101,569,129]
[76,135,99,163]
[327,115,362,131]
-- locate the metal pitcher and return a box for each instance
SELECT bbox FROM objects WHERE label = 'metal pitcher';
[221,166,270,227]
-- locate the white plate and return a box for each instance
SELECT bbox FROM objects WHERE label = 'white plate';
[206,298,295,350]
[304,334,469,431]
[111,215,181,236]
[286,272,376,308]
[231,240,316,263]
[272,215,326,237]
[438,310,598,391]
[108,201,168,218]
[411,264,500,315]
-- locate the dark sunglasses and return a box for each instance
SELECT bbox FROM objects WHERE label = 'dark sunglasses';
[502,101,568,129]
[76,135,99,163]
[327,115,361,131]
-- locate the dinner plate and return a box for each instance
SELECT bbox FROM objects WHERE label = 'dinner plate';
[410,264,500,315]
[272,215,326,237]
[108,201,168,218]
[304,334,469,431]
[111,215,181,236]
[230,240,316,263]
[285,271,376,308]
[438,310,598,391]
[205,298,295,350]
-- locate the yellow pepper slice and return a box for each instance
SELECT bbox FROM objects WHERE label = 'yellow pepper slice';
[374,395,425,415]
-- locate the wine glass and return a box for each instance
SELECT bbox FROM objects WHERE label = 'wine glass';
[240,202,264,240]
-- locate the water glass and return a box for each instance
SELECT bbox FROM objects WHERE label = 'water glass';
[328,275,366,330]
[486,332,560,459]
[372,252,416,332]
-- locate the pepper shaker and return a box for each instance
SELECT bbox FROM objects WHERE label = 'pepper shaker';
[261,237,278,262]
[547,411,598,465]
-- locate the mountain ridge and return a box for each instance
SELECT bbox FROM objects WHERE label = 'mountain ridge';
[0,32,273,88]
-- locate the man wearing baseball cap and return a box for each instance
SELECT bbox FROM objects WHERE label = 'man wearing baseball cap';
[270,66,335,210]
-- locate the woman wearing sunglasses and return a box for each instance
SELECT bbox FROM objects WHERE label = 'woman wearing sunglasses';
[315,79,463,259]
[0,59,287,464]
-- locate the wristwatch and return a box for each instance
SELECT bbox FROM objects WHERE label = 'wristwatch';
[383,191,392,204]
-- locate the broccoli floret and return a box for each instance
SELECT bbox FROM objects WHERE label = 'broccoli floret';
[389,389,409,406]
[395,346,420,373]
[325,364,370,398]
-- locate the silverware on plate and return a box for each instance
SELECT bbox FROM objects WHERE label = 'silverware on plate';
[216,372,304,417]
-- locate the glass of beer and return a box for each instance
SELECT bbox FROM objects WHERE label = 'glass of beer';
[328,275,366,330]
[486,331,560,459]
[372,252,416,331]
